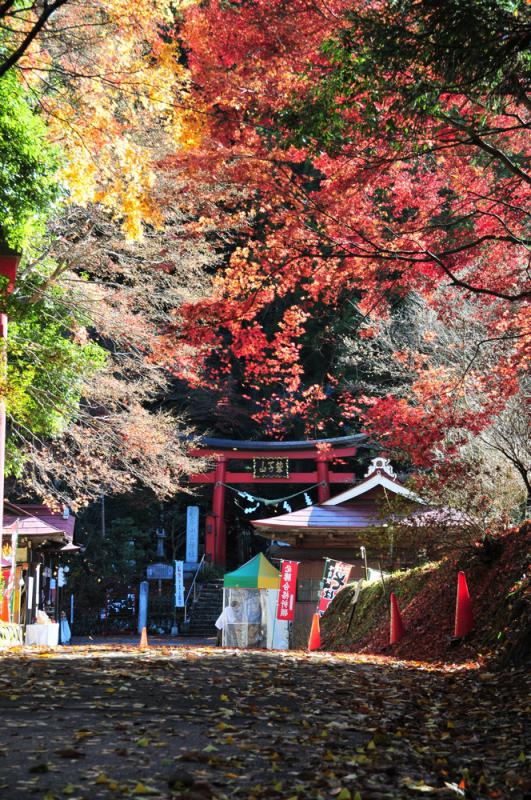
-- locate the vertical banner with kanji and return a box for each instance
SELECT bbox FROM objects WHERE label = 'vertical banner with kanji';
[175,560,185,607]
[276,560,299,621]
[317,559,353,616]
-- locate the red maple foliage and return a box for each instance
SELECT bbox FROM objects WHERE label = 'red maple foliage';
[169,0,529,465]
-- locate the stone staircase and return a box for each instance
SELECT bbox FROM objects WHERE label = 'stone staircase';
[187,579,224,637]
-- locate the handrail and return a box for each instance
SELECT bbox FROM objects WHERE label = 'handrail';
[184,554,206,622]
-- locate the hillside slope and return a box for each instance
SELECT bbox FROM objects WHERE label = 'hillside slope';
[320,525,530,665]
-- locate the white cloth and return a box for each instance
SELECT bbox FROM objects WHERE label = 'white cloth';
[25,623,59,646]
[215,605,241,630]
[265,589,289,650]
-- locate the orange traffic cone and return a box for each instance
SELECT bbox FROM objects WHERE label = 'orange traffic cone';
[139,626,148,648]
[390,592,405,644]
[454,571,474,638]
[307,613,321,651]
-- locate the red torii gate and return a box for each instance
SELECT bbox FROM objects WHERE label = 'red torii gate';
[189,435,365,565]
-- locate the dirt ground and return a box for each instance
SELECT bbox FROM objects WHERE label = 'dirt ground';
[0,644,528,799]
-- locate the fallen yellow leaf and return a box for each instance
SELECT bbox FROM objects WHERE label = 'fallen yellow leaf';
[132,782,159,795]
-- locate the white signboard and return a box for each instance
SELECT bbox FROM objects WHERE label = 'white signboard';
[147,562,174,580]
[175,560,185,607]
[186,506,199,563]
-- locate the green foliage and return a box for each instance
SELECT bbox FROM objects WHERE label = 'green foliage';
[321,562,441,649]
[75,509,157,586]
[0,53,110,484]
[0,71,60,250]
[4,254,107,477]
[277,0,530,152]
[65,495,162,629]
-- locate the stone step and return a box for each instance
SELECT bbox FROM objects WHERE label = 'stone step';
[193,600,222,606]
[194,594,222,601]
[187,580,224,634]
[197,591,223,599]
[191,611,221,618]
[193,600,221,606]
[190,606,222,619]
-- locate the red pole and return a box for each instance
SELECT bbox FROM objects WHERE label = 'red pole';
[0,250,19,573]
[216,519,227,568]
[316,455,330,503]
[212,458,227,566]
[205,513,216,563]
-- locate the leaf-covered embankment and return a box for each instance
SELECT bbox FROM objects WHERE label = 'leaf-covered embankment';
[321,525,530,665]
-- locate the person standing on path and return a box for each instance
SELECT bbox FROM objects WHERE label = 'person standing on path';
[215,599,243,646]
[60,610,71,644]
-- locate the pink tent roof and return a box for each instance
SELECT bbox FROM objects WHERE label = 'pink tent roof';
[3,504,76,544]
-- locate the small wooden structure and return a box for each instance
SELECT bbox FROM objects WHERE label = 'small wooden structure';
[1,504,77,626]
[252,458,423,643]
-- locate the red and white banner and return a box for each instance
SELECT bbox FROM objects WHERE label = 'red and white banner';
[317,559,353,616]
[5,527,17,620]
[276,560,298,621]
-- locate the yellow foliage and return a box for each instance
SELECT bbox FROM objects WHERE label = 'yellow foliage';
[20,1,200,239]
[172,103,206,149]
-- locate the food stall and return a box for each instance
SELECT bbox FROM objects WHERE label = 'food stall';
[1,504,77,643]
[220,553,289,649]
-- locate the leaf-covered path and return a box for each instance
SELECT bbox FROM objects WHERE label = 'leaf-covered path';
[0,645,528,799]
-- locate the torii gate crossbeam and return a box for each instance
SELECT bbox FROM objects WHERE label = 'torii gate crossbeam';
[188,435,366,565]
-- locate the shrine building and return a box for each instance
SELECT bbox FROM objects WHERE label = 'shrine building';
[252,458,424,642]
[1,503,77,625]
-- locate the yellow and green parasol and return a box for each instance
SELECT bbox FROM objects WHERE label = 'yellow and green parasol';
[223,553,280,589]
